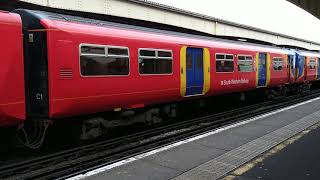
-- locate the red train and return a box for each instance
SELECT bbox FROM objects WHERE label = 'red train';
[1,9,320,146]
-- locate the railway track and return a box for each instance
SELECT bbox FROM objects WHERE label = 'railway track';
[1,90,320,180]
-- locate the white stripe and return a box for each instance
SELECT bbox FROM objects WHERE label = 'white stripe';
[66,96,320,180]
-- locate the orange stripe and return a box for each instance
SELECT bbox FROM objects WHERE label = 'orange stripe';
[0,22,20,26]
[28,29,59,32]
[0,101,24,106]
[51,88,180,102]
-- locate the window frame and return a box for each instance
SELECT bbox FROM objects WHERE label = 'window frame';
[237,54,253,72]
[79,43,130,77]
[138,48,173,76]
[215,53,235,73]
[272,57,284,71]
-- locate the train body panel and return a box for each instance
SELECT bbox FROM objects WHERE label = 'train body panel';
[305,56,317,81]
[268,53,289,87]
[210,48,256,95]
[42,19,182,118]
[0,11,25,126]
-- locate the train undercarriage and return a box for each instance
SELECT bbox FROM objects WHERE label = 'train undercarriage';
[8,81,313,149]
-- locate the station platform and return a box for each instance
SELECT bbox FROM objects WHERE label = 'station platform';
[68,97,320,180]
[225,122,320,180]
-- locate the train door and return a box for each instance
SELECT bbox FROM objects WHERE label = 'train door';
[180,47,210,97]
[295,53,305,81]
[257,53,267,87]
[186,48,204,96]
[288,55,295,83]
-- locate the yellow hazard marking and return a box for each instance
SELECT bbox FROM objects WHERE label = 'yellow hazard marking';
[266,53,271,86]
[223,175,236,180]
[255,53,259,87]
[202,48,211,95]
[180,46,187,97]
[224,124,319,179]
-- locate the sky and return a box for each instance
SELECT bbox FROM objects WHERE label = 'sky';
[149,0,320,43]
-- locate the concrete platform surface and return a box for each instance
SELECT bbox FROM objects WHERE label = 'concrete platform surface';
[68,97,320,180]
[226,124,320,180]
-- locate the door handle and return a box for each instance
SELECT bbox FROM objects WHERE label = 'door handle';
[208,67,210,73]
[181,68,184,74]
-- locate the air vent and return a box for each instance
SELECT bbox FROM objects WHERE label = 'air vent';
[59,69,73,79]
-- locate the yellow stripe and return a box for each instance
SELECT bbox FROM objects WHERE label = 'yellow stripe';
[202,48,211,94]
[180,46,187,97]
[266,53,271,86]
[256,53,259,87]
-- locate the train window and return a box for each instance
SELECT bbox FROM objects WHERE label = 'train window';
[216,54,234,72]
[309,58,316,69]
[108,47,128,56]
[216,54,225,59]
[273,57,283,71]
[238,55,253,72]
[226,55,234,60]
[158,51,172,58]
[238,56,245,60]
[246,56,253,60]
[140,50,156,57]
[81,46,106,55]
[139,49,173,75]
[80,44,129,76]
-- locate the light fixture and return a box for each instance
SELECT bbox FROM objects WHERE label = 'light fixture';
[237,38,247,42]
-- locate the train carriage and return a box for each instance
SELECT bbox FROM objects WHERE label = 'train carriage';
[2,9,320,146]
[10,9,304,121]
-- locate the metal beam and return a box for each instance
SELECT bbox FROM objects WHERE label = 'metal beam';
[288,0,320,19]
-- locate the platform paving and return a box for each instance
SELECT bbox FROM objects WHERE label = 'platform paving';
[70,97,320,180]
[173,111,320,180]
[227,124,320,180]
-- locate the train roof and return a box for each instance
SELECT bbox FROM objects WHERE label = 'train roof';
[14,9,295,55]
[297,50,320,58]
